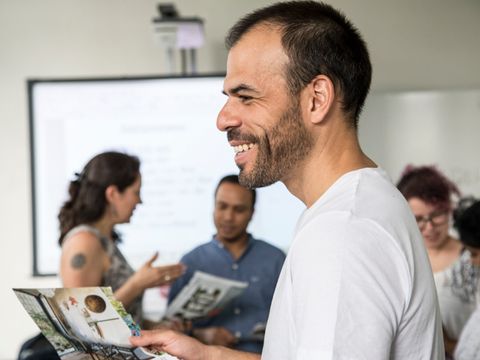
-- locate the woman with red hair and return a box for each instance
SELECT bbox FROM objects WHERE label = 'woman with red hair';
[397,165,462,273]
[397,165,467,358]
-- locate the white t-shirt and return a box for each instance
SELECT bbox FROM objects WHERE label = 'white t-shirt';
[262,168,444,360]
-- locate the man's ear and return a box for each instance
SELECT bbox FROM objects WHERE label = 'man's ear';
[306,75,335,125]
[105,185,119,203]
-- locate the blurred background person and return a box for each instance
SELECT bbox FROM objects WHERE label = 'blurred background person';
[453,198,480,360]
[455,306,480,360]
[58,151,184,328]
[168,175,285,354]
[397,165,462,274]
[397,165,468,357]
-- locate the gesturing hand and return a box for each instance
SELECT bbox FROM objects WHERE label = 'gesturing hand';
[132,252,185,290]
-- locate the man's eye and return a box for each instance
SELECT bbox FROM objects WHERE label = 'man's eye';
[239,95,253,102]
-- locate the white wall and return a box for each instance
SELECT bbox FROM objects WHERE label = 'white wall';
[0,0,479,358]
[360,90,480,197]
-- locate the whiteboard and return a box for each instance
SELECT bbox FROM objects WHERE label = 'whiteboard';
[29,75,305,276]
[360,89,480,197]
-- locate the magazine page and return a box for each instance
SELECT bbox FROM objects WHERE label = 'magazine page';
[13,287,177,360]
[165,271,248,320]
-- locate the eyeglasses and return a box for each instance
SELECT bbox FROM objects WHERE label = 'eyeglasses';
[415,211,449,229]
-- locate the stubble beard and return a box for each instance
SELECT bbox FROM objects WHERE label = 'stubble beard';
[238,100,314,189]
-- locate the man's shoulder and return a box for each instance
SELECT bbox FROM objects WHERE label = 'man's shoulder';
[251,237,286,258]
[315,168,404,215]
[301,167,415,246]
[297,209,414,255]
[292,208,418,280]
[181,240,217,261]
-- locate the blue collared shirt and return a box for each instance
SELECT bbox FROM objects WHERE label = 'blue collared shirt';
[168,234,286,353]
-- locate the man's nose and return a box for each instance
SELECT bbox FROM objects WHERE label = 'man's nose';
[217,100,241,132]
[223,208,235,221]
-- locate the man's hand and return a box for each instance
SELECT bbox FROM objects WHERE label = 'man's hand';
[130,329,260,360]
[130,329,207,360]
[193,327,237,347]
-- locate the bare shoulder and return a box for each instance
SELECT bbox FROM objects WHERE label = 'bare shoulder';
[60,229,107,286]
[61,229,104,254]
[60,230,107,271]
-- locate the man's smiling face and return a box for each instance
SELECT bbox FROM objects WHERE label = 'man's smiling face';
[217,24,313,189]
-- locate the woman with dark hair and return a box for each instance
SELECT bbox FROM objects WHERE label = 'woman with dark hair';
[454,198,480,265]
[59,151,184,327]
[453,199,480,360]
[397,165,471,357]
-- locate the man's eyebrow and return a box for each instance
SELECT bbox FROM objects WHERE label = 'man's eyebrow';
[222,84,260,96]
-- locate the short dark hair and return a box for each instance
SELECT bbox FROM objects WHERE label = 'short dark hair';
[396,165,460,211]
[58,151,140,244]
[215,174,256,208]
[226,1,372,127]
[454,197,480,249]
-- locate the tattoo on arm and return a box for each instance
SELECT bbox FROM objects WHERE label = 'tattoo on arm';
[71,253,87,269]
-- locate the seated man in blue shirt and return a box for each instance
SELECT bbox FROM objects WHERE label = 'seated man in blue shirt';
[168,174,285,353]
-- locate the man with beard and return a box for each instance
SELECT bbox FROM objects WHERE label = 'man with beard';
[167,175,285,354]
[131,2,444,359]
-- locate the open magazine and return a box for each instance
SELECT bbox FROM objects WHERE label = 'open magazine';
[13,287,177,360]
[165,271,248,320]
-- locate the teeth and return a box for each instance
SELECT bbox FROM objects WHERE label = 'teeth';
[233,143,254,154]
